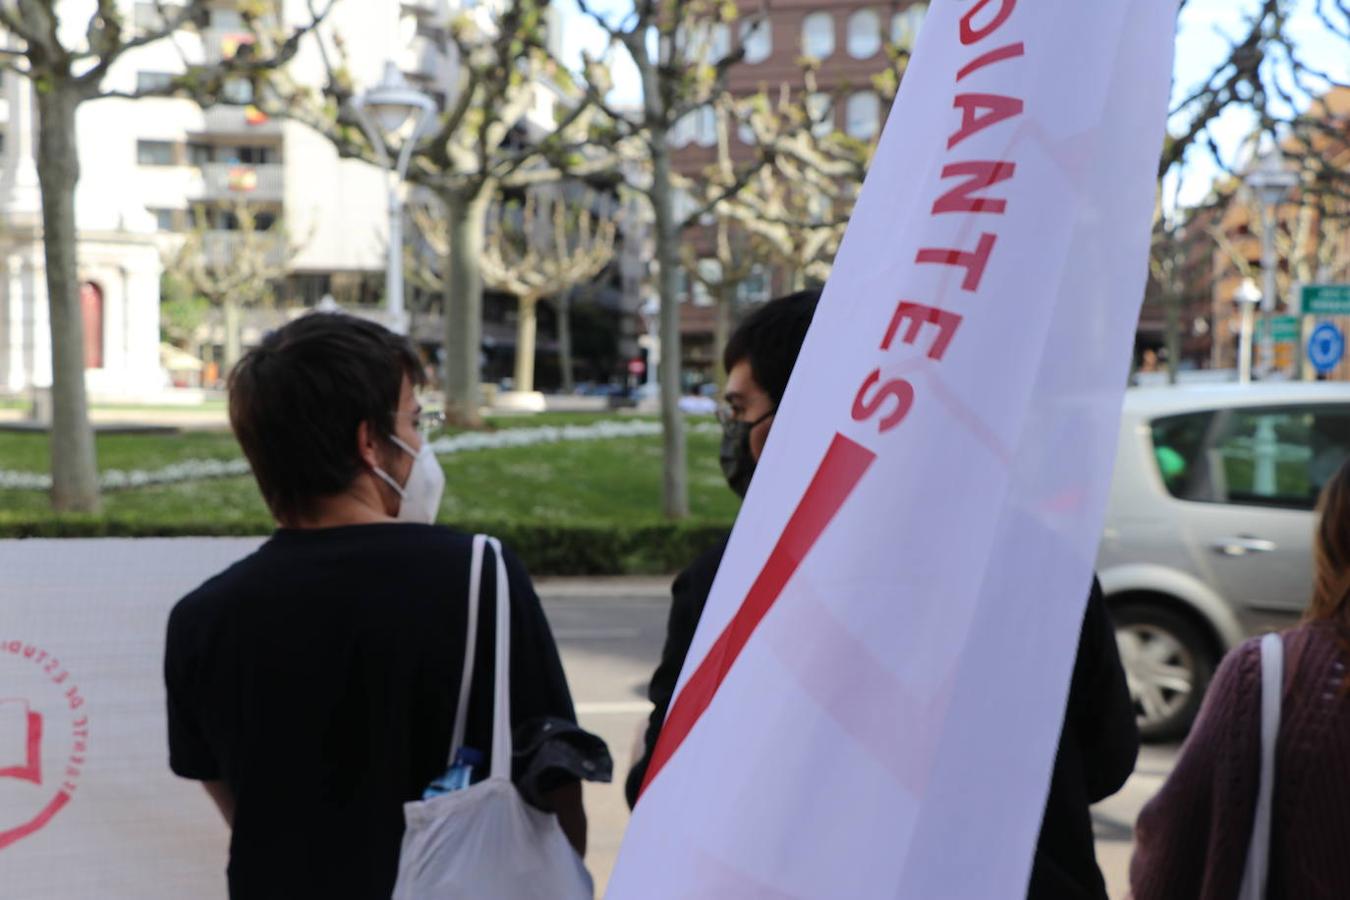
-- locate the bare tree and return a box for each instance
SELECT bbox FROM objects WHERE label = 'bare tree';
[411,186,616,393]
[576,0,773,517]
[291,0,620,426]
[0,0,331,511]
[163,202,304,371]
[716,78,868,290]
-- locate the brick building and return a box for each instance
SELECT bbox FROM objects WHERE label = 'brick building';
[660,1,927,384]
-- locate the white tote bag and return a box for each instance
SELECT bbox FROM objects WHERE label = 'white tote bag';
[392,535,593,900]
[1238,632,1283,900]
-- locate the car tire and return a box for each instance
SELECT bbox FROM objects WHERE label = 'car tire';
[1112,603,1217,742]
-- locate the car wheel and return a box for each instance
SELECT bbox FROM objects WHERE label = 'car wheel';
[1113,603,1216,742]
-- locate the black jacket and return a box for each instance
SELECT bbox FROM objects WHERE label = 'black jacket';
[626,540,1138,899]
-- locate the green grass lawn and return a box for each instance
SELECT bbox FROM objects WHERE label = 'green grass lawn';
[0,416,736,533]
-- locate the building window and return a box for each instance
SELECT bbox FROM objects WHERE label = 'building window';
[694,105,717,148]
[737,120,756,145]
[801,12,835,60]
[669,111,695,148]
[891,3,927,50]
[136,71,176,93]
[738,265,770,304]
[845,92,881,139]
[847,10,882,59]
[137,139,177,166]
[229,145,275,164]
[693,259,722,306]
[188,143,214,166]
[672,187,698,225]
[740,19,772,64]
[210,7,246,30]
[806,92,834,138]
[220,77,254,105]
[148,208,178,231]
[709,23,731,62]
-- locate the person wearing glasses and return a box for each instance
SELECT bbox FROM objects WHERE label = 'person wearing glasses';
[625,289,820,806]
[164,313,594,899]
[624,291,1137,900]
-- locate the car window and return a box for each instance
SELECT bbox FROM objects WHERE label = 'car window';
[1150,412,1213,499]
[1207,405,1350,510]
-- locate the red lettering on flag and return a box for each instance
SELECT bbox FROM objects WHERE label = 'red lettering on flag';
[638,434,877,799]
[915,233,998,291]
[932,161,1016,215]
[882,302,964,360]
[956,42,1025,82]
[948,94,1024,149]
[960,0,1017,45]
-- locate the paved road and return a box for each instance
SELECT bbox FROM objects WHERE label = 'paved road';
[537,577,1182,898]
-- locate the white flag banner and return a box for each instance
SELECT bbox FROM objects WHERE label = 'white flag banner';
[610,1,1173,897]
[0,539,261,899]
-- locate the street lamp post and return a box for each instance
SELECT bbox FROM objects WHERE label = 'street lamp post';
[352,62,437,336]
[1245,144,1298,378]
[1235,277,1261,385]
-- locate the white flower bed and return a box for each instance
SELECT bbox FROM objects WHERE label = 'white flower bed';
[0,419,721,492]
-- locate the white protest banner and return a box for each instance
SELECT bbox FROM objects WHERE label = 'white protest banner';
[0,539,260,898]
[610,1,1173,897]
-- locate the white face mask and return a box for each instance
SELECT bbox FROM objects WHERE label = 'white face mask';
[372,435,445,525]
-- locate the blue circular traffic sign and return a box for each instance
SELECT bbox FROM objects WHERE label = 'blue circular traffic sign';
[1309,323,1345,373]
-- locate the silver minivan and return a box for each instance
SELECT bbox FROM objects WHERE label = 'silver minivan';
[1098,383,1350,740]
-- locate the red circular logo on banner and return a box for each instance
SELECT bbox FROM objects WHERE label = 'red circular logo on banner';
[0,641,89,852]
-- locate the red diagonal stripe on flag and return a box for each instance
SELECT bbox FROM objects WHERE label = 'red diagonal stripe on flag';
[639,432,877,799]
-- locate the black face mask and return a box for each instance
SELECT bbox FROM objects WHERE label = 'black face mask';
[719,408,775,498]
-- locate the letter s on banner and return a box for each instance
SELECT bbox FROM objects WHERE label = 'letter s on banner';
[852,371,915,434]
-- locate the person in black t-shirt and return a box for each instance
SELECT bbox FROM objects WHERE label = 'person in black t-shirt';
[625,291,1138,898]
[164,313,588,899]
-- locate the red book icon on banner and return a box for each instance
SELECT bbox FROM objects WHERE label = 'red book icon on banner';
[0,699,43,785]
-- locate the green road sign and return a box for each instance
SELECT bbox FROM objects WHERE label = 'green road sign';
[1302,284,1350,316]
[1261,315,1300,343]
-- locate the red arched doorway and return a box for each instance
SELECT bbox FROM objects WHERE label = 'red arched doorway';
[80,281,103,369]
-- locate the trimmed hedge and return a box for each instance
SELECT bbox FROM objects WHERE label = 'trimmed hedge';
[0,517,733,576]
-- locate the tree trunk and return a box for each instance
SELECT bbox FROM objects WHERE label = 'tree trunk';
[1164,288,1181,385]
[443,186,490,427]
[513,295,538,393]
[651,128,689,518]
[35,83,100,513]
[556,287,575,394]
[713,283,733,391]
[223,295,243,372]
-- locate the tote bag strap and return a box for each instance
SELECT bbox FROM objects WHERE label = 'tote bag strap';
[1239,632,1283,900]
[448,534,488,762]
[485,537,513,780]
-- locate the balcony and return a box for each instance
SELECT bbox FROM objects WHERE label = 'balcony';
[200,230,288,269]
[193,163,284,202]
[202,104,281,135]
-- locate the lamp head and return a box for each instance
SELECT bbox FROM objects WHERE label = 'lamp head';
[1234,277,1262,307]
[1246,144,1298,207]
[358,62,436,140]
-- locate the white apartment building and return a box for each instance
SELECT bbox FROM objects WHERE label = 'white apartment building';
[0,0,469,399]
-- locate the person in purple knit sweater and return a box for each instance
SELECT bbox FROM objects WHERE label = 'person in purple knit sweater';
[1130,458,1350,899]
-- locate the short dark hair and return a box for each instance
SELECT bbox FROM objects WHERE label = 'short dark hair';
[723,289,821,405]
[228,313,424,525]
